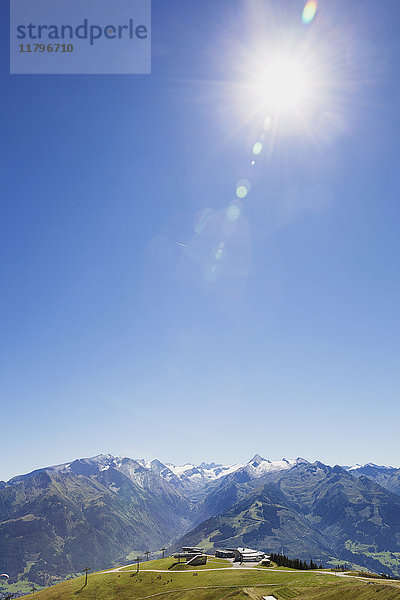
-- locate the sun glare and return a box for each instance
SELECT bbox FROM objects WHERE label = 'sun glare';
[258,58,311,112]
[222,6,340,143]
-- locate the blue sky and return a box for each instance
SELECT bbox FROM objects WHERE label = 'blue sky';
[1,0,400,480]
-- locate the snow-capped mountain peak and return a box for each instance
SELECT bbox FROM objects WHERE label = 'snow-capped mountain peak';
[167,461,243,484]
[243,455,309,478]
[344,462,397,472]
[249,454,270,467]
[6,452,309,494]
[346,464,364,471]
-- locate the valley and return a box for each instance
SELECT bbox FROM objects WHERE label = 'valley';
[1,453,400,590]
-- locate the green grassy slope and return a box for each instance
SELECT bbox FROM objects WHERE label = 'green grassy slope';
[14,558,400,600]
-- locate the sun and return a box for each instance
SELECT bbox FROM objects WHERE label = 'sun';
[227,36,328,134]
[259,58,310,112]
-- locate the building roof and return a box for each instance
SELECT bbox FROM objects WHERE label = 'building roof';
[238,548,265,556]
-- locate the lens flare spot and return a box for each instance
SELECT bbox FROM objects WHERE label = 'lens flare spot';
[194,208,213,234]
[302,0,317,24]
[251,160,255,166]
[252,142,263,155]
[236,178,251,199]
[226,203,241,222]
[263,116,272,130]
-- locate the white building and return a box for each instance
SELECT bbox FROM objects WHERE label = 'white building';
[217,546,270,563]
[233,547,269,562]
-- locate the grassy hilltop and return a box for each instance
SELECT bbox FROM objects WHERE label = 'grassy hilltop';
[15,557,400,600]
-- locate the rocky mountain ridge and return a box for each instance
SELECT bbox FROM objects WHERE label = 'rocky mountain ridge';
[1,453,400,585]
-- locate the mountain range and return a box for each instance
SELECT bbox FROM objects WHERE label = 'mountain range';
[1,453,400,585]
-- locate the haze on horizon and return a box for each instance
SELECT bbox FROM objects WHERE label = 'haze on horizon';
[1,0,400,482]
